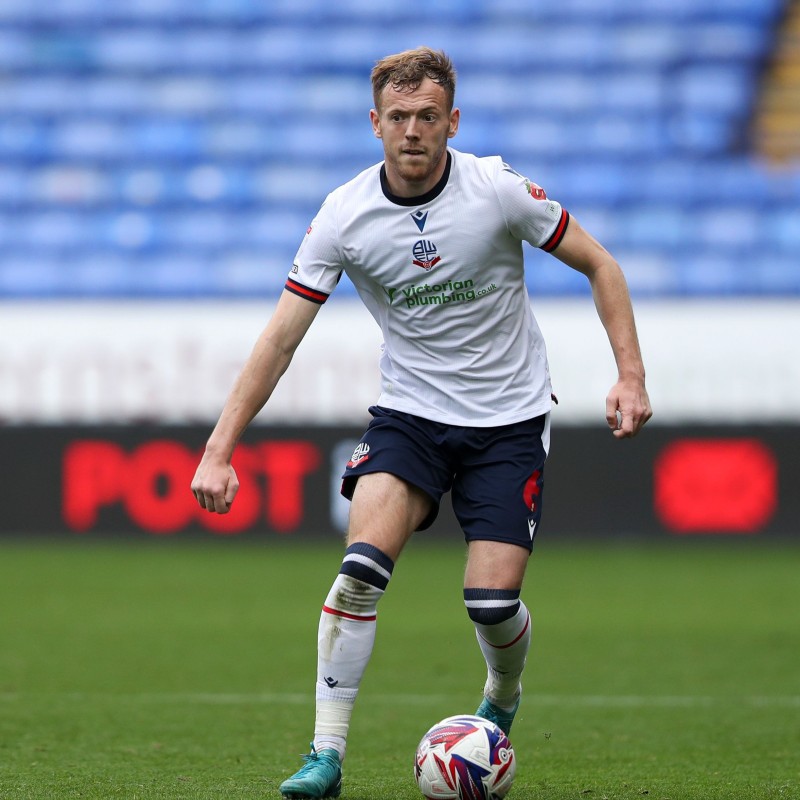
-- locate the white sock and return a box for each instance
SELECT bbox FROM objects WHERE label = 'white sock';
[471,600,531,709]
[313,543,394,762]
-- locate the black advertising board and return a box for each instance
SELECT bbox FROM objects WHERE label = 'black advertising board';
[0,424,797,540]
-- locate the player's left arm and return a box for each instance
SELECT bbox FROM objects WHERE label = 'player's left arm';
[549,216,653,438]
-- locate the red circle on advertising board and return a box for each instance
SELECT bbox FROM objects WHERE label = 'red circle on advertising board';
[654,438,777,534]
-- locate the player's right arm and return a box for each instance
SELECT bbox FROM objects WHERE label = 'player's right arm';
[191,289,322,514]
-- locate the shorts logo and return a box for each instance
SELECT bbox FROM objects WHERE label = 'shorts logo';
[347,442,370,468]
[527,519,537,540]
[412,239,441,271]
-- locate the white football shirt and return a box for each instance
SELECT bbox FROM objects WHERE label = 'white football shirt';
[287,147,570,427]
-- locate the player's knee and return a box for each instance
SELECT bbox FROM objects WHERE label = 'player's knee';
[463,588,521,625]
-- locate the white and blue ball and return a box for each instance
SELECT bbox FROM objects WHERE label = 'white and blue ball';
[414,714,516,800]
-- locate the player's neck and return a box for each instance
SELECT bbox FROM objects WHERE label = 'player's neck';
[381,151,452,205]
[383,152,449,198]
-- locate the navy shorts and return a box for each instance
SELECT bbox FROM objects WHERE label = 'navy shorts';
[341,406,550,551]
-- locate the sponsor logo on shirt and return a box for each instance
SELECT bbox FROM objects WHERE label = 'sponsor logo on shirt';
[382,278,499,309]
[403,279,476,307]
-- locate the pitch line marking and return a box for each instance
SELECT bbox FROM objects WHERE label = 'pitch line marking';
[2,692,799,708]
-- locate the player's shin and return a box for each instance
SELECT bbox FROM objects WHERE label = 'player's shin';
[464,588,531,709]
[314,542,394,761]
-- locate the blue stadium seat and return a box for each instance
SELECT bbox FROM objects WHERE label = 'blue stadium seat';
[768,208,800,253]
[0,257,63,295]
[671,65,756,115]
[625,207,692,249]
[752,256,800,293]
[0,168,27,205]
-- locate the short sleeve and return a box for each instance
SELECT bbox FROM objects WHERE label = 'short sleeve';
[493,162,570,252]
[286,194,344,304]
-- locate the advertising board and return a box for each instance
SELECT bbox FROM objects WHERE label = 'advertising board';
[1,425,795,540]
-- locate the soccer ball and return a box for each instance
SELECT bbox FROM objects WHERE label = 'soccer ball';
[413,714,516,800]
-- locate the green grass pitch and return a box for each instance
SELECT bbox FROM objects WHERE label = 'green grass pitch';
[0,537,798,799]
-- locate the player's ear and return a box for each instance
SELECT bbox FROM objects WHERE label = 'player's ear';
[448,107,460,139]
[370,109,382,139]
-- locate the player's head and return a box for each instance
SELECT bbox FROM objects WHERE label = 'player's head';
[369,48,460,195]
[370,47,457,113]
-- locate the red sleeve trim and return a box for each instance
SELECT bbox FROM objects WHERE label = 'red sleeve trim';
[540,209,570,253]
[285,277,329,305]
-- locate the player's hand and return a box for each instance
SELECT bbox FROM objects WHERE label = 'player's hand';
[605,378,652,439]
[191,454,239,514]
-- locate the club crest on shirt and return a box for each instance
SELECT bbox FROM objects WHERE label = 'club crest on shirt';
[412,239,441,271]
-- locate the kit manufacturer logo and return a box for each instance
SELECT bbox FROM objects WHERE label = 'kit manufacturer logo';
[410,210,429,232]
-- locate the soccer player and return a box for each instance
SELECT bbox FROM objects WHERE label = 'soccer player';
[191,47,652,799]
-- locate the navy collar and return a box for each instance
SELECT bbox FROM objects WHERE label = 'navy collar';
[380,150,452,207]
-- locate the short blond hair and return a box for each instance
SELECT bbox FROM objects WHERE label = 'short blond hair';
[371,47,456,111]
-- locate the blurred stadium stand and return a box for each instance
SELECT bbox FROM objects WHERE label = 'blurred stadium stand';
[0,0,798,299]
